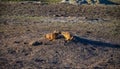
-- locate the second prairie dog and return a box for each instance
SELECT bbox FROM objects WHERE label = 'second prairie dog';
[45,30,60,41]
[61,31,73,41]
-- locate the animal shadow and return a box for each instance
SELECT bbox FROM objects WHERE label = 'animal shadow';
[72,36,120,48]
[99,0,119,5]
[79,0,119,5]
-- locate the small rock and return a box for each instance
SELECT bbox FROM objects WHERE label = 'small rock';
[35,58,45,63]
[14,41,20,44]
[86,31,92,34]
[24,42,28,44]
[29,41,43,46]
[16,61,22,63]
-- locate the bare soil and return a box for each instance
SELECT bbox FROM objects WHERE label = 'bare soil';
[0,2,120,69]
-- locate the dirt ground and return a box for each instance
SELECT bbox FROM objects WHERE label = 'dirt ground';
[0,2,120,69]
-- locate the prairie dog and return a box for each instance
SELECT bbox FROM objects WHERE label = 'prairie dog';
[61,31,73,41]
[45,30,60,41]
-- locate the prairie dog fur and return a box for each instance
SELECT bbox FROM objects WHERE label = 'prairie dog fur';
[61,31,73,41]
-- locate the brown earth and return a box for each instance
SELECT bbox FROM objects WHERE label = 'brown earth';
[0,2,120,18]
[0,2,120,69]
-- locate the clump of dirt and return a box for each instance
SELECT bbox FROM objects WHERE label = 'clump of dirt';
[29,41,43,46]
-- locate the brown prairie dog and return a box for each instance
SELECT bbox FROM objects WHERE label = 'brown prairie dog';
[61,31,73,41]
[45,30,60,41]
